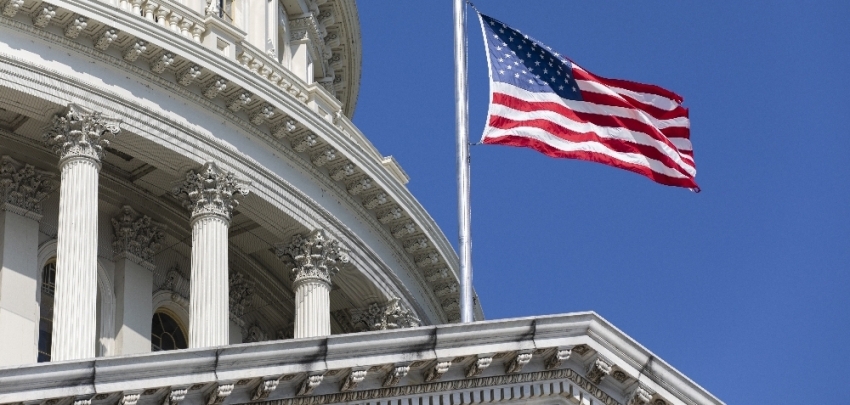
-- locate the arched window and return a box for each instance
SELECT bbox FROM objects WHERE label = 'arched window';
[151,311,188,351]
[37,260,56,362]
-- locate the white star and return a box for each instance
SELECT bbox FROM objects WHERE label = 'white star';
[509,37,514,42]
[498,58,504,63]
[505,53,511,58]
[528,79,534,84]
[514,61,519,66]
[550,77,556,82]
[535,61,541,66]
[558,85,564,90]
[527,53,532,58]
[489,21,495,26]
[522,70,527,75]
[572,86,577,91]
[499,70,505,75]
[493,34,499,39]
[540,53,545,59]
[499,28,504,33]
[507,65,512,70]
[496,46,502,51]
[518,45,523,49]
[543,68,548,74]
[515,73,520,78]
[554,52,560,57]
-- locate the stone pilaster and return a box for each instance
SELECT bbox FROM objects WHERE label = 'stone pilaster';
[276,230,348,338]
[111,206,165,355]
[44,105,119,361]
[172,162,248,348]
[0,157,55,366]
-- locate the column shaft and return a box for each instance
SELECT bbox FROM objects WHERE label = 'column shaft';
[51,158,99,361]
[0,211,40,366]
[114,257,153,355]
[293,279,331,338]
[189,214,230,348]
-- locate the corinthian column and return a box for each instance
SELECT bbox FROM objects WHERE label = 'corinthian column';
[277,230,348,338]
[172,162,248,348]
[44,105,119,361]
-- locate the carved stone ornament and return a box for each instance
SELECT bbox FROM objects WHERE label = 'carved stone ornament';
[505,351,532,374]
[243,324,267,343]
[171,162,250,221]
[545,347,572,370]
[348,297,421,332]
[297,374,323,396]
[627,385,653,405]
[277,229,349,285]
[229,271,255,320]
[339,369,366,392]
[424,361,451,382]
[161,388,187,405]
[44,104,120,165]
[251,378,280,401]
[206,384,233,405]
[0,156,56,219]
[465,356,493,378]
[111,205,166,266]
[586,356,613,385]
[383,365,409,387]
[160,267,190,299]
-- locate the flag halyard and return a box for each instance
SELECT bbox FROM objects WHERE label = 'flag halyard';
[477,13,698,190]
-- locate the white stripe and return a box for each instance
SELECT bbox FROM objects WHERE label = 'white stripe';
[492,82,694,152]
[489,104,696,176]
[483,126,692,180]
[572,64,682,111]
[575,80,688,126]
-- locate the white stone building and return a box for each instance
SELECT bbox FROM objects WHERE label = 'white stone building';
[0,1,722,404]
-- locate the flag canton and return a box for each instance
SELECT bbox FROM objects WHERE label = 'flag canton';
[480,14,582,102]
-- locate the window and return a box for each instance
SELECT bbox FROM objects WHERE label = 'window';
[151,311,187,351]
[37,261,56,362]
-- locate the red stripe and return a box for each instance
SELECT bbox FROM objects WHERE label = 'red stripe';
[579,90,690,124]
[489,115,694,177]
[493,93,688,153]
[572,67,684,103]
[483,135,698,189]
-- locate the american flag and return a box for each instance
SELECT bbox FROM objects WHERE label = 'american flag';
[478,13,697,190]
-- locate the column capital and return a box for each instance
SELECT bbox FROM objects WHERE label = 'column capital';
[0,155,56,220]
[276,229,349,286]
[111,205,166,269]
[44,104,120,167]
[171,162,250,222]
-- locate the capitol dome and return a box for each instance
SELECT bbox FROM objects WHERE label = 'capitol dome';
[0,2,721,405]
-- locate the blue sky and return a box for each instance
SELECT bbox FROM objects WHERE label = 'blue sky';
[353,2,850,404]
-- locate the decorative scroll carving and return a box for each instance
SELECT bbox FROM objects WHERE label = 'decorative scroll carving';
[403,238,428,253]
[271,119,297,138]
[505,352,532,374]
[348,297,421,332]
[415,253,440,268]
[276,229,349,285]
[433,282,458,298]
[161,388,187,405]
[2,0,24,17]
[111,205,166,266]
[310,148,336,166]
[424,361,451,382]
[391,222,416,238]
[32,5,55,28]
[586,356,612,384]
[627,385,653,405]
[177,65,202,86]
[64,15,87,38]
[425,267,449,283]
[250,105,275,125]
[205,384,233,405]
[465,356,492,378]
[229,271,255,320]
[383,365,409,387]
[171,162,249,221]
[329,162,355,181]
[296,374,323,396]
[545,347,571,370]
[203,77,228,99]
[346,177,372,195]
[227,92,252,112]
[377,207,402,224]
[44,104,120,164]
[252,378,280,401]
[95,28,119,51]
[120,393,140,405]
[291,133,317,153]
[0,156,56,219]
[340,369,366,392]
[123,40,147,62]
[362,192,388,209]
[150,52,175,73]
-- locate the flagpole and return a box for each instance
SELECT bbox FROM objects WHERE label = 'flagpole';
[454,0,474,323]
